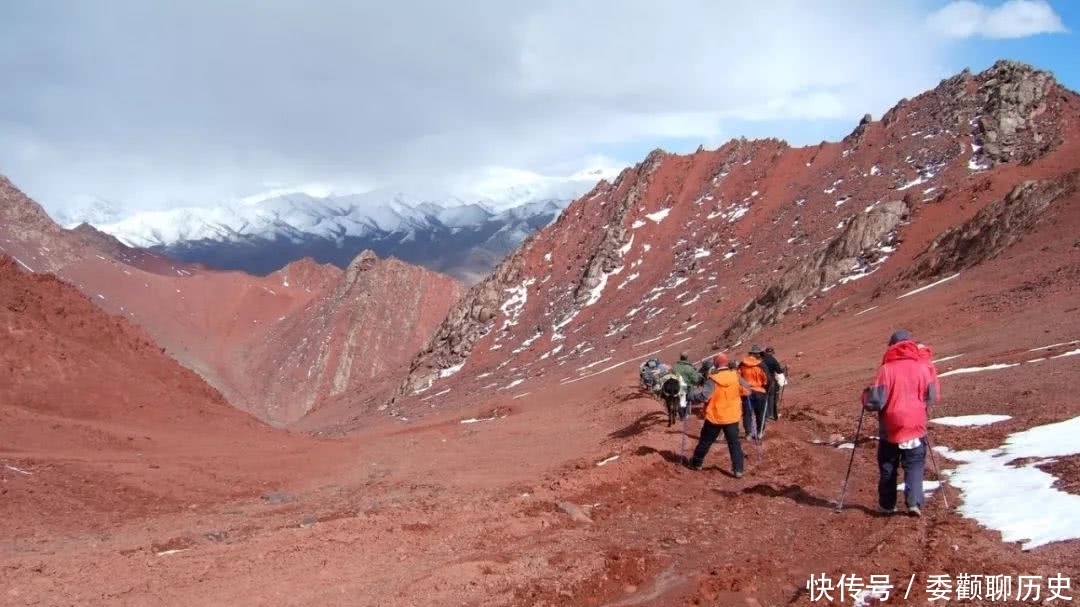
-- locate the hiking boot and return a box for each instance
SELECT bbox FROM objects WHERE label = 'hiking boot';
[686,461,703,471]
[878,506,896,515]
[733,470,744,479]
[908,506,922,517]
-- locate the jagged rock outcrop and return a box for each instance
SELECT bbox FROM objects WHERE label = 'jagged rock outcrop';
[243,249,464,423]
[718,201,909,345]
[973,60,1057,165]
[396,245,529,397]
[902,172,1079,283]
[573,151,665,305]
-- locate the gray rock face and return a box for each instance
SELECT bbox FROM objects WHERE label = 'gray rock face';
[973,60,1056,165]
[718,201,910,344]
[396,244,529,396]
[902,172,1079,282]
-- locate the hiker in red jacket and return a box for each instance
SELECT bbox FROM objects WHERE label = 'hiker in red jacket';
[863,329,939,517]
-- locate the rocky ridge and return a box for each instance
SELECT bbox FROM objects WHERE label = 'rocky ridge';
[394,60,1080,411]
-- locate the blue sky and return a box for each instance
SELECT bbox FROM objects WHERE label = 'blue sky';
[0,0,1075,215]
[613,0,1078,158]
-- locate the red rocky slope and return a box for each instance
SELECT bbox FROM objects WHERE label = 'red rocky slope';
[0,179,463,426]
[394,60,1080,414]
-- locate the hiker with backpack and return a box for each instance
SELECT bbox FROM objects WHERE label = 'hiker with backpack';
[738,346,770,439]
[762,346,787,421]
[862,329,939,517]
[672,352,702,420]
[688,353,751,477]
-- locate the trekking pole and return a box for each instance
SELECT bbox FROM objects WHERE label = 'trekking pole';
[678,395,690,465]
[834,406,866,512]
[924,433,950,510]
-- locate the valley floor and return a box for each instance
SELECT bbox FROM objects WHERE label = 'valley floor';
[2,325,1079,606]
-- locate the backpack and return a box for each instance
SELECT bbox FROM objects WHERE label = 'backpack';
[640,359,661,388]
[660,374,682,398]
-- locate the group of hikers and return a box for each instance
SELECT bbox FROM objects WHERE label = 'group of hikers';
[640,345,788,479]
[639,329,941,516]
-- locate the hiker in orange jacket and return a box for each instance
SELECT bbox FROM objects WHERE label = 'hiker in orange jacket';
[739,345,770,439]
[688,353,751,477]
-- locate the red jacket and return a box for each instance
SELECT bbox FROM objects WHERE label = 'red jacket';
[917,343,942,402]
[865,340,938,443]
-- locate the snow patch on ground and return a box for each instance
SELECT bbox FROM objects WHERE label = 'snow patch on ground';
[579,357,614,371]
[499,278,535,329]
[896,272,960,299]
[897,170,935,191]
[869,165,881,176]
[853,306,878,317]
[968,154,992,171]
[460,414,499,424]
[932,354,963,364]
[693,247,710,259]
[561,347,665,385]
[631,219,646,229]
[643,244,652,253]
[1052,348,1080,359]
[931,414,1011,427]
[13,257,34,272]
[544,252,552,262]
[646,208,671,223]
[1027,340,1080,352]
[585,265,624,307]
[512,330,543,354]
[938,363,1020,378]
[616,272,640,290]
[936,415,1080,550]
[420,386,452,400]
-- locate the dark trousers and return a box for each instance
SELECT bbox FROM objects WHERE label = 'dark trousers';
[742,393,767,437]
[766,381,780,419]
[691,420,744,473]
[878,437,927,510]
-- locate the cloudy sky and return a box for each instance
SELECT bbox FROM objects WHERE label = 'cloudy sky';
[0,0,1073,216]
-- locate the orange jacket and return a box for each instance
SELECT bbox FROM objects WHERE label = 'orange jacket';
[738,356,769,396]
[704,369,744,425]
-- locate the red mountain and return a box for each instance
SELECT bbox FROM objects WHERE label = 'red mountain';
[0,178,463,426]
[394,60,1079,411]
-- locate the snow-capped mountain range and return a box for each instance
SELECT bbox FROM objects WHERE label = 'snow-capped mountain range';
[50,164,624,283]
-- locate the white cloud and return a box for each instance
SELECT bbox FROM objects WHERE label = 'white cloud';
[1,1,957,215]
[927,0,1068,39]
